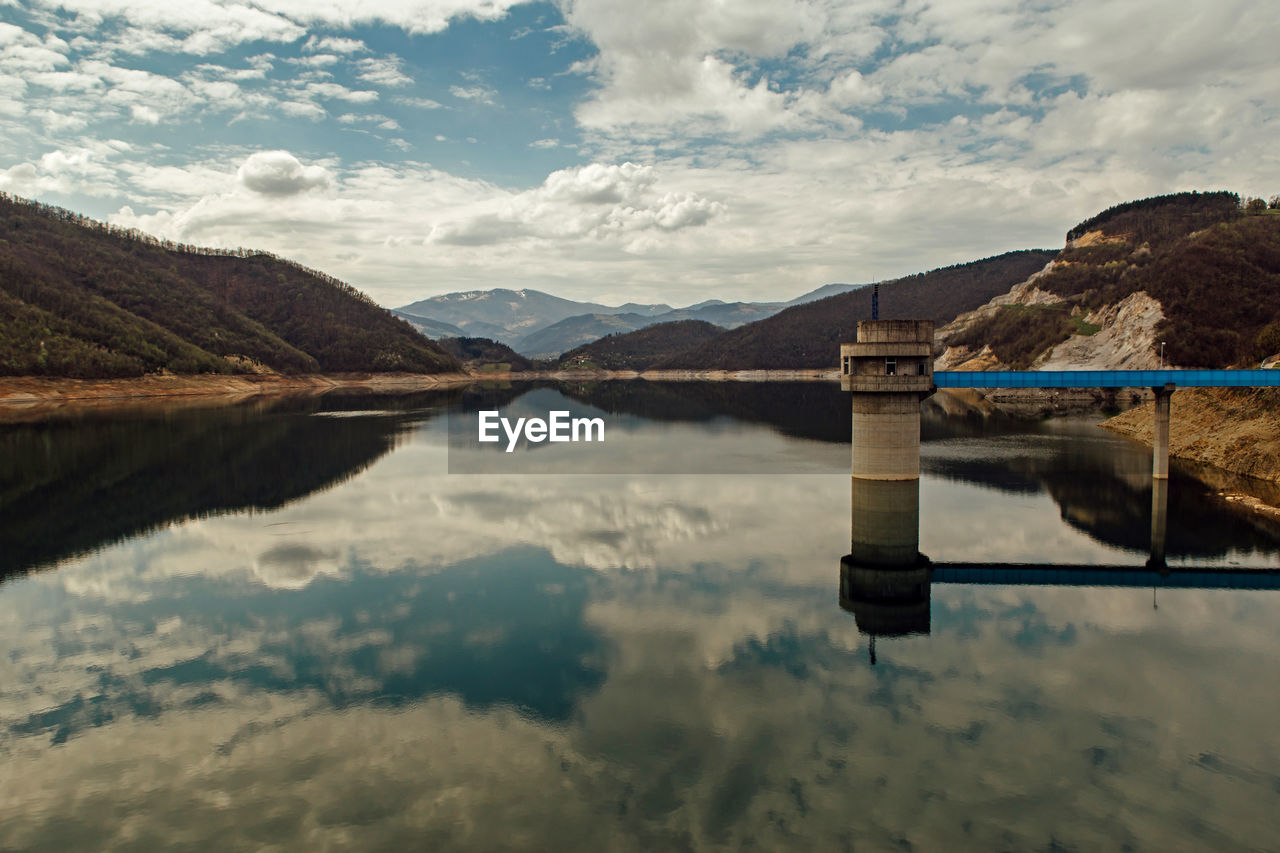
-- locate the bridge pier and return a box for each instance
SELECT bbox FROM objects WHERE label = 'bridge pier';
[1149,478,1168,568]
[1152,385,1173,480]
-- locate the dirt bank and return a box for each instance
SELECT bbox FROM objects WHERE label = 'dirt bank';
[0,372,476,416]
[0,368,840,417]
[1101,387,1280,482]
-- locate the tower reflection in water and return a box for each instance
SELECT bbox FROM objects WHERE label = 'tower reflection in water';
[839,474,1175,664]
[839,478,931,663]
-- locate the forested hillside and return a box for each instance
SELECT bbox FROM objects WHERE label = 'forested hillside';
[0,193,458,378]
[952,192,1280,367]
[437,337,533,372]
[556,320,724,370]
[656,250,1056,369]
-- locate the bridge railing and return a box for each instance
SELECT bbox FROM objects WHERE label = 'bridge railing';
[933,369,1280,389]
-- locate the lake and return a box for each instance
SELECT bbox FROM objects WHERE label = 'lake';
[2,381,1279,851]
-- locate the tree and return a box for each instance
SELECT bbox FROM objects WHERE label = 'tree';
[1245,197,1267,214]
[1270,195,1280,210]
[1258,321,1280,360]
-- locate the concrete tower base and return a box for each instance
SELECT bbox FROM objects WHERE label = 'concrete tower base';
[851,393,924,480]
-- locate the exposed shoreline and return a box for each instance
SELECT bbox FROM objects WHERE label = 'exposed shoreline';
[0,369,839,415]
[1100,387,1280,482]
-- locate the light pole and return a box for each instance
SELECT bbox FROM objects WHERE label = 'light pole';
[1159,341,1166,369]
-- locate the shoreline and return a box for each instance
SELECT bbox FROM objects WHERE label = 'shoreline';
[1100,387,1280,482]
[0,372,477,408]
[0,368,840,410]
[0,369,839,419]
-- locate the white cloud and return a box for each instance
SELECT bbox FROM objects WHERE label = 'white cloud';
[279,99,326,119]
[286,52,340,67]
[450,83,497,104]
[356,56,413,88]
[397,95,444,109]
[19,0,531,50]
[0,141,130,196]
[427,162,724,247]
[236,150,329,195]
[302,81,378,102]
[304,35,367,54]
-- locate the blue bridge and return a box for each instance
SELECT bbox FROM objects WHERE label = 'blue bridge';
[934,369,1280,389]
[927,368,1280,479]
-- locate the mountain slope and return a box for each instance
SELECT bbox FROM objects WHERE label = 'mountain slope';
[513,312,653,358]
[0,193,458,377]
[556,320,725,370]
[391,310,467,339]
[656,250,1057,369]
[946,192,1280,368]
[510,300,793,357]
[437,337,534,371]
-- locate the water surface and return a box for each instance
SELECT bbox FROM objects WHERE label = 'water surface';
[2,382,1278,851]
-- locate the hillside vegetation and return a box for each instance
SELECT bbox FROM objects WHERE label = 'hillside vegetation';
[953,192,1280,367]
[556,320,725,370]
[437,337,533,372]
[0,193,458,378]
[656,250,1057,370]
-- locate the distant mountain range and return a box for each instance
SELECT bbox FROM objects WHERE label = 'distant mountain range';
[393,283,859,358]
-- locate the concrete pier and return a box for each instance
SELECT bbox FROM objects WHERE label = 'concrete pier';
[1149,478,1168,568]
[1152,386,1172,480]
[841,320,936,481]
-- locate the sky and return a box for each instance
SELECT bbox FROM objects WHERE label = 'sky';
[1,0,1277,309]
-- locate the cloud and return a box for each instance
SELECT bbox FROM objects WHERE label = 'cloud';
[18,0,529,50]
[450,83,497,104]
[396,95,443,109]
[302,81,378,102]
[0,141,131,197]
[561,0,835,138]
[303,35,367,54]
[427,162,724,247]
[356,56,412,88]
[236,150,329,195]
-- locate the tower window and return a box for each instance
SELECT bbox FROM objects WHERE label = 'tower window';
[885,358,896,376]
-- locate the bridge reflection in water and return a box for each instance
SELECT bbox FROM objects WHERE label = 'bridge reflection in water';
[839,477,1280,663]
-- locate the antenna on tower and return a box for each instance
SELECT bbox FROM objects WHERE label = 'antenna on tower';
[872,283,879,321]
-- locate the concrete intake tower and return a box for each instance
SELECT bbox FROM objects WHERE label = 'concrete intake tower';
[840,320,936,480]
